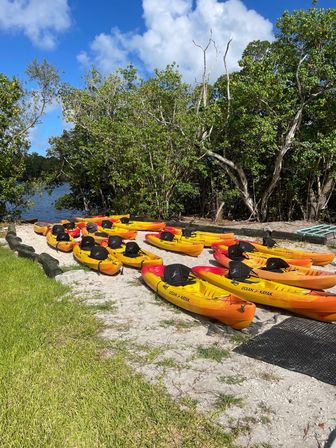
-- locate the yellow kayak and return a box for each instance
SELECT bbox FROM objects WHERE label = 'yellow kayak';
[114,218,165,232]
[141,264,256,329]
[165,226,235,247]
[73,240,121,275]
[75,214,130,223]
[33,221,50,235]
[192,264,336,322]
[46,225,75,253]
[251,241,335,266]
[103,237,162,268]
[145,232,204,256]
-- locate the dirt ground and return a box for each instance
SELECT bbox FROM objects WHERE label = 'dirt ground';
[4,224,336,448]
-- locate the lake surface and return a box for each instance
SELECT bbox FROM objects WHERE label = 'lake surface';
[21,183,82,222]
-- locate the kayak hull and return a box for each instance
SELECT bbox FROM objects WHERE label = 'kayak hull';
[214,250,336,290]
[105,244,163,268]
[165,227,235,247]
[141,264,256,329]
[75,214,130,223]
[212,241,313,267]
[46,231,75,253]
[73,244,121,275]
[145,233,203,256]
[115,221,166,231]
[81,227,137,243]
[192,265,336,322]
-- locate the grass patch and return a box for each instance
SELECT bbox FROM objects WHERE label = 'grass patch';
[156,357,181,369]
[90,300,117,312]
[0,247,235,447]
[160,318,198,330]
[218,375,246,385]
[214,394,244,412]
[196,345,230,362]
[62,263,91,272]
[229,333,250,344]
[259,371,282,382]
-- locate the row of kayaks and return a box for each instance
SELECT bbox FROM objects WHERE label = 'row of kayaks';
[32,217,336,328]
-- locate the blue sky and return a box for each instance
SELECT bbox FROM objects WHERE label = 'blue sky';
[0,0,334,155]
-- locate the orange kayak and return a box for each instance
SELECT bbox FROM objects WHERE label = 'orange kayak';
[142,264,256,329]
[75,214,130,223]
[249,241,335,266]
[164,226,235,247]
[114,220,166,232]
[34,221,50,235]
[192,265,336,322]
[145,232,203,256]
[214,249,336,290]
[81,226,137,243]
[212,241,313,267]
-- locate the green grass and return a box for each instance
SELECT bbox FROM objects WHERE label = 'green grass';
[62,263,90,272]
[229,333,250,344]
[196,345,230,362]
[0,247,235,447]
[159,318,198,330]
[214,394,244,412]
[218,375,246,385]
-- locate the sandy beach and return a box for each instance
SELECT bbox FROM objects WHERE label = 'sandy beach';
[8,224,336,448]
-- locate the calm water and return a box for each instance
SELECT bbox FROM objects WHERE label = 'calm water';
[21,183,82,222]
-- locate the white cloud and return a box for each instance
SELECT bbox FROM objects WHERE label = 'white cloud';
[78,0,273,83]
[0,0,71,50]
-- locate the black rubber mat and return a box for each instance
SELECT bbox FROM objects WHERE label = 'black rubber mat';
[234,317,336,385]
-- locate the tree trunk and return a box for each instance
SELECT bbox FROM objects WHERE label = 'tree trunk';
[260,106,304,221]
[307,173,335,220]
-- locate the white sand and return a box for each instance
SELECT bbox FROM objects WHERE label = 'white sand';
[11,224,336,447]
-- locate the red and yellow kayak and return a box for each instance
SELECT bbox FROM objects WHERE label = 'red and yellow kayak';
[34,221,80,238]
[73,243,121,275]
[214,249,336,290]
[141,264,256,329]
[212,241,313,267]
[192,265,336,322]
[145,232,203,256]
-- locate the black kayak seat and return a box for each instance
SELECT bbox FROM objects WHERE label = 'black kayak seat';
[263,236,277,248]
[228,260,254,282]
[52,224,65,236]
[163,264,196,287]
[63,221,76,230]
[80,236,95,250]
[56,232,70,242]
[86,222,98,233]
[124,242,141,258]
[261,257,289,273]
[95,232,109,237]
[101,220,113,229]
[160,231,175,242]
[108,236,123,249]
[120,217,130,224]
[182,228,195,238]
[90,246,109,261]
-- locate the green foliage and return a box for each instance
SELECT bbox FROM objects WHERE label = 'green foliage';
[0,59,59,219]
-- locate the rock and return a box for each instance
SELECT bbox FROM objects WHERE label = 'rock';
[37,253,63,278]
[15,243,35,252]
[56,269,88,285]
[6,236,22,250]
[17,247,38,261]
